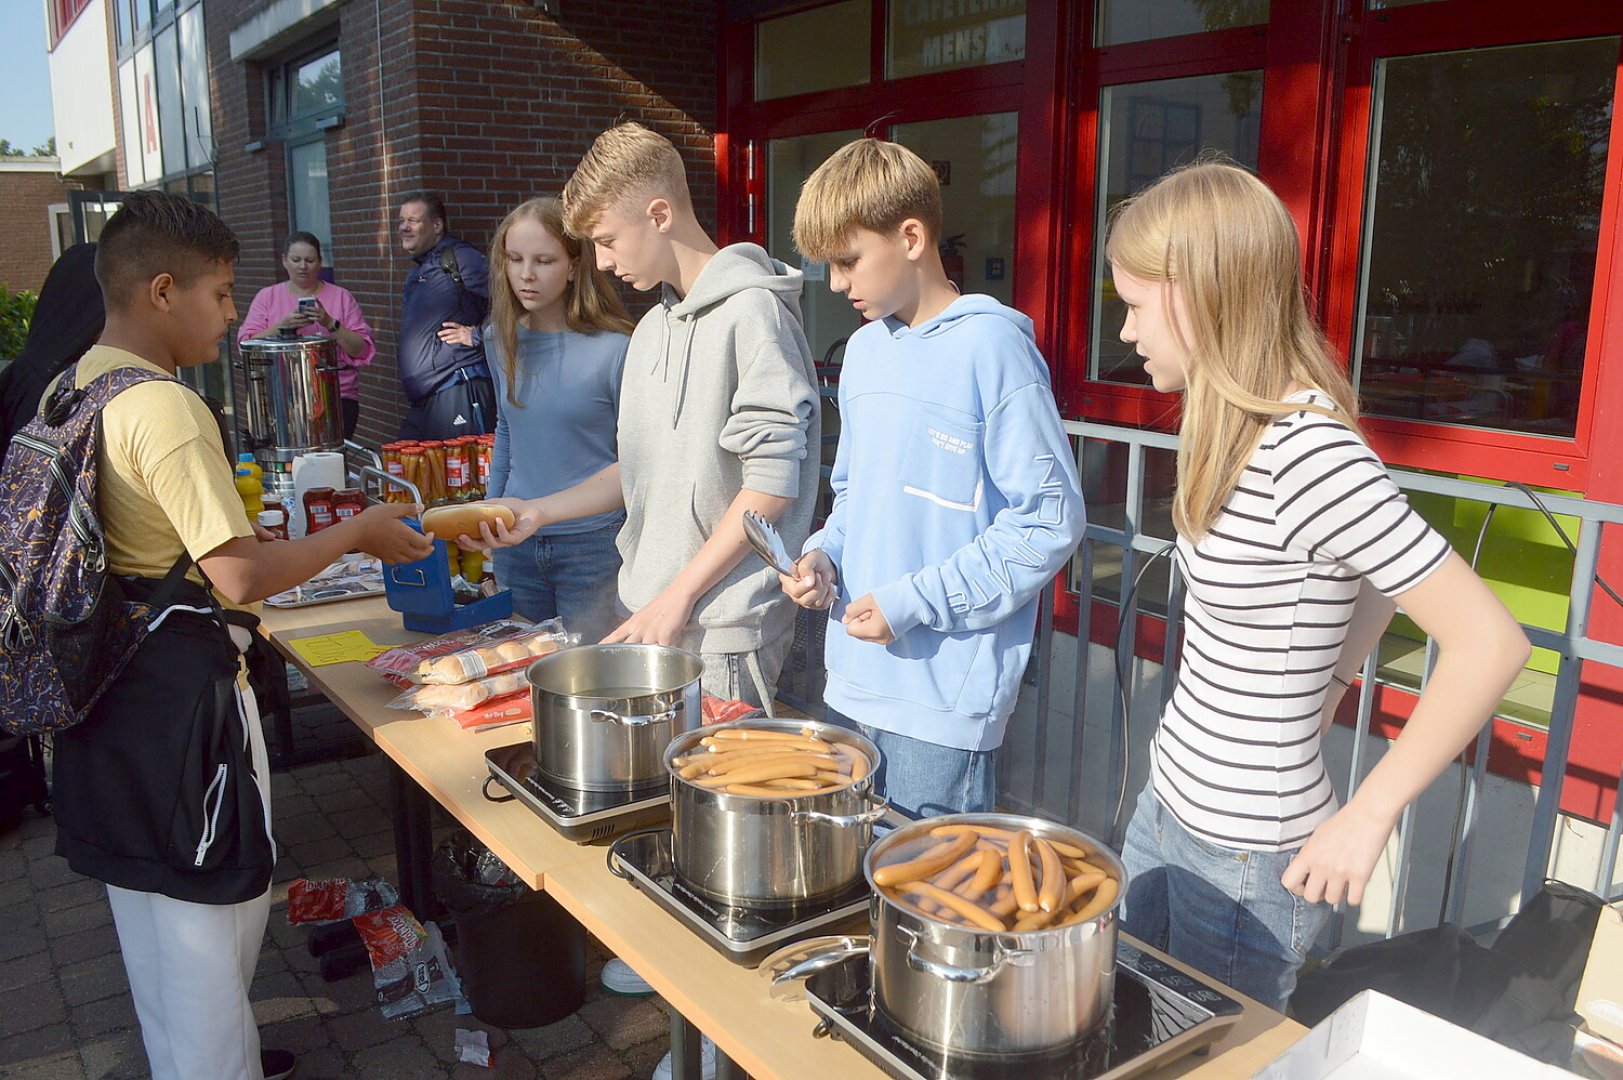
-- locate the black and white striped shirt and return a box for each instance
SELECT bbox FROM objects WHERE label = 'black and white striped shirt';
[1151,391,1451,852]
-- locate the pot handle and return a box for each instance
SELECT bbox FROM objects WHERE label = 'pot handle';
[899,924,1032,986]
[768,941,871,1001]
[591,705,679,728]
[790,792,890,828]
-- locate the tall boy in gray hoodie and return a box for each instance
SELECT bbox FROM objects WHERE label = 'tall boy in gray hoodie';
[470,123,821,712]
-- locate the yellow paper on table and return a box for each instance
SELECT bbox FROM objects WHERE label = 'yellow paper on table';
[288,630,391,667]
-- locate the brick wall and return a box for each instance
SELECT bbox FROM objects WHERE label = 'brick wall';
[209,0,718,450]
[0,166,81,292]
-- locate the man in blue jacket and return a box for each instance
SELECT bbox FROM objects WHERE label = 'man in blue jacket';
[396,191,495,439]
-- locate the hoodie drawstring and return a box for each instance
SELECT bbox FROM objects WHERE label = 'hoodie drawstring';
[671,316,696,430]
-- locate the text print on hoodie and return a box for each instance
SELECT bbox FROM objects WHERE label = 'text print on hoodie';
[615,243,821,656]
[807,295,1085,752]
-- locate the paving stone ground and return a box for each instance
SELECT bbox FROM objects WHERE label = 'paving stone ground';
[0,739,681,1080]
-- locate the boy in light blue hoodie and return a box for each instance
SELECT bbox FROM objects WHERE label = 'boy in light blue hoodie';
[784,139,1085,818]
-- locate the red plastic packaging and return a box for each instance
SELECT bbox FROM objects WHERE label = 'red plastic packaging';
[303,486,337,533]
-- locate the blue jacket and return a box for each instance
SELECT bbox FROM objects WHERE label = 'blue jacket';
[807,295,1084,751]
[399,237,490,402]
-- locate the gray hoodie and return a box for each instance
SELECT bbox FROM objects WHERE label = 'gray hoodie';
[615,243,821,655]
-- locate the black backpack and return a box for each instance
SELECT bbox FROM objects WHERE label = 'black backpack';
[0,364,191,736]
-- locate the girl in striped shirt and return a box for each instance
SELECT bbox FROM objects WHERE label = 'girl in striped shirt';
[1106,161,1529,1010]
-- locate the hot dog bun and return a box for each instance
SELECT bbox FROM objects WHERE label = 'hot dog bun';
[420,503,516,541]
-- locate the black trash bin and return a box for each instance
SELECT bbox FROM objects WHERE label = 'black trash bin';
[432,829,586,1028]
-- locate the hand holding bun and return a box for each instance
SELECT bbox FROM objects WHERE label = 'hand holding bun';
[420,503,516,542]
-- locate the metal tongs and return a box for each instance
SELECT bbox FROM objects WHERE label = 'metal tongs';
[742,509,796,577]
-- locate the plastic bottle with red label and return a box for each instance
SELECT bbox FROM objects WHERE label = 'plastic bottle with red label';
[303,487,337,534]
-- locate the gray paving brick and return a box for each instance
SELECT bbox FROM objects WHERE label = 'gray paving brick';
[0,900,41,931]
[49,924,120,968]
[313,784,382,816]
[350,1032,439,1078]
[415,1009,509,1065]
[24,857,77,891]
[460,1051,540,1079]
[298,968,380,1016]
[578,995,668,1052]
[0,980,66,1040]
[0,1053,86,1079]
[0,950,50,994]
[0,924,45,966]
[333,805,393,840]
[278,810,339,846]
[34,879,102,915]
[287,835,357,870]
[40,901,109,940]
[510,1015,597,1063]
[0,1021,74,1068]
[296,855,374,884]
[67,993,137,1041]
[350,829,397,860]
[74,1028,148,1080]
[0,877,33,911]
[57,953,129,1008]
[281,1045,346,1079]
[251,969,319,1027]
[257,1013,330,1056]
[327,1006,398,1053]
[539,1044,632,1080]
[298,771,355,796]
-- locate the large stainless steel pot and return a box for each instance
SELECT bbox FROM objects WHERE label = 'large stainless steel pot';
[866,813,1126,1058]
[527,644,703,791]
[236,333,343,465]
[665,719,888,908]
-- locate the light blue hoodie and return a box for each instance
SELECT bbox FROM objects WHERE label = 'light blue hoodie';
[807,295,1084,751]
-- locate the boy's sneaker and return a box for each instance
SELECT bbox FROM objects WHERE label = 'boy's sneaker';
[261,1048,296,1080]
[653,1036,716,1080]
[599,956,654,995]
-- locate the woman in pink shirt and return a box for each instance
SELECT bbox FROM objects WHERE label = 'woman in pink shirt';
[238,231,376,438]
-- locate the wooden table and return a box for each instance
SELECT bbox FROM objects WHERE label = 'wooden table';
[258,597,1306,1080]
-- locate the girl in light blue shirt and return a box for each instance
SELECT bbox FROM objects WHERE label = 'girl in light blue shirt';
[444,197,632,642]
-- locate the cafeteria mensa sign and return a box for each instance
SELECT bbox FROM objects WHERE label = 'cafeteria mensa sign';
[892,0,1027,72]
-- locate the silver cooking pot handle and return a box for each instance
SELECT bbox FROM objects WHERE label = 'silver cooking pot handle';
[768,940,870,1001]
[790,791,889,827]
[898,924,1032,985]
[591,705,679,727]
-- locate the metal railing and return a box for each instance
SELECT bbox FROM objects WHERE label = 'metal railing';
[779,417,1623,941]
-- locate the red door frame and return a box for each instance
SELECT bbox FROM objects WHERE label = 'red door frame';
[715,0,1623,823]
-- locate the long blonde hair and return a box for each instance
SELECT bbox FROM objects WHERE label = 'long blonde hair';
[487,196,635,407]
[1104,160,1358,539]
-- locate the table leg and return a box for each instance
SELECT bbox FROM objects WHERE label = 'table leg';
[388,758,435,919]
[669,1013,704,1080]
[250,640,295,770]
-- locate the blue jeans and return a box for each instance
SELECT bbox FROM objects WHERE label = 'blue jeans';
[831,715,996,819]
[492,517,624,645]
[1117,780,1331,1011]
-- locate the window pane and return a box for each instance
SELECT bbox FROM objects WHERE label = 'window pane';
[156,26,185,176]
[767,129,865,366]
[179,6,212,170]
[288,140,331,254]
[115,0,132,48]
[291,49,341,118]
[133,0,149,34]
[1090,72,1263,384]
[1355,38,1615,438]
[118,60,144,186]
[756,0,869,101]
[887,1,1025,80]
[1096,0,1267,46]
[893,113,1020,308]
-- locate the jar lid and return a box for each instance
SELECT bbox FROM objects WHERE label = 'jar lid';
[256,509,285,525]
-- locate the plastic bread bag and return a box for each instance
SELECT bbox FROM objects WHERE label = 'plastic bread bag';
[287,877,400,925]
[409,621,575,685]
[352,906,465,1021]
[366,619,540,684]
[386,670,530,716]
[449,690,532,733]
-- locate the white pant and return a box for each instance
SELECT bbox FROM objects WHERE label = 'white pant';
[106,668,274,1080]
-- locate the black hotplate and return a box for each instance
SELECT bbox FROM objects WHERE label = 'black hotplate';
[607,828,874,966]
[802,940,1243,1080]
[484,741,670,843]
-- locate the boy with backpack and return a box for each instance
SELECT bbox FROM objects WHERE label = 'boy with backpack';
[782,138,1085,818]
[17,192,431,1080]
